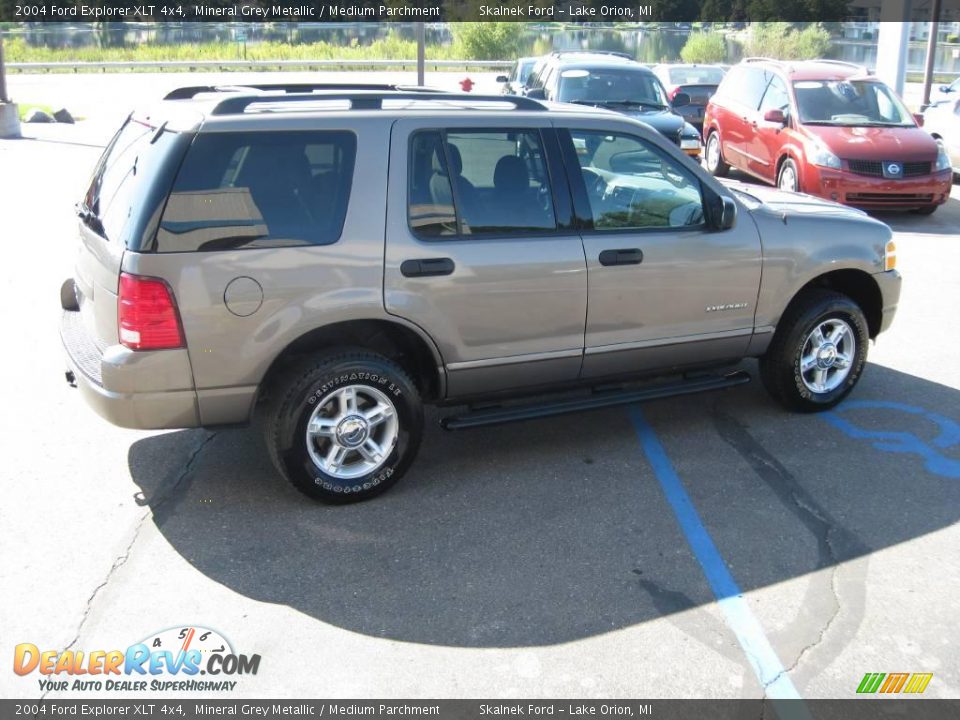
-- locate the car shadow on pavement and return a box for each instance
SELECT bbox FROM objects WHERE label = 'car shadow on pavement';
[128,361,960,648]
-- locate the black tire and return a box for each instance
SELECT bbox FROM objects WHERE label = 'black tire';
[777,158,800,193]
[910,204,938,216]
[265,350,423,503]
[760,289,869,413]
[705,130,730,177]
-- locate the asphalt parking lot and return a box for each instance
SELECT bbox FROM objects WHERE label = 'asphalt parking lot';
[1,77,959,701]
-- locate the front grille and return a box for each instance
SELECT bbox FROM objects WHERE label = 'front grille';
[846,192,934,204]
[60,309,104,386]
[847,159,882,177]
[846,159,931,177]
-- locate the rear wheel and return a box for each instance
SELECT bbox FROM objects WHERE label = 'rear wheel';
[760,289,869,412]
[265,351,423,503]
[705,131,729,177]
[777,158,800,193]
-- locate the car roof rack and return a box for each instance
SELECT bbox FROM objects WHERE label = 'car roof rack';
[550,50,634,60]
[164,83,441,101]
[209,91,549,116]
[805,59,871,73]
[741,57,783,65]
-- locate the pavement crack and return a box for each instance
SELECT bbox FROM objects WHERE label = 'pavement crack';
[710,406,869,685]
[45,429,217,700]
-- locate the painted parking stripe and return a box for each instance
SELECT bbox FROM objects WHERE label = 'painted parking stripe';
[629,406,809,714]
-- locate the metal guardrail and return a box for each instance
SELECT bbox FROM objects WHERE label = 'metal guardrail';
[7,59,514,72]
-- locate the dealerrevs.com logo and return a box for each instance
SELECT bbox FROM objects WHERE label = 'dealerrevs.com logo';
[14,626,261,693]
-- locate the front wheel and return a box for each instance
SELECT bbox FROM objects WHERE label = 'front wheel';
[760,289,869,412]
[705,131,730,177]
[265,351,423,503]
[777,158,800,193]
[910,204,938,216]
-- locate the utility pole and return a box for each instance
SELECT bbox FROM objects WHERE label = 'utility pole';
[0,26,22,138]
[416,22,425,87]
[921,0,943,110]
[0,27,9,103]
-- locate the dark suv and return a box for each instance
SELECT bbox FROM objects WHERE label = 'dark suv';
[61,84,900,503]
[525,52,703,157]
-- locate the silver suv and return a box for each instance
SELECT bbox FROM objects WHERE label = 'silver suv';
[61,84,901,503]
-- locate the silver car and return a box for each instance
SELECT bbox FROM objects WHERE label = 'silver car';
[924,97,960,178]
[61,85,901,503]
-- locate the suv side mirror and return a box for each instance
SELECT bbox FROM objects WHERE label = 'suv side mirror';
[672,92,691,108]
[496,75,509,84]
[719,196,737,230]
[940,84,952,93]
[763,109,786,125]
[913,112,925,127]
[526,88,546,100]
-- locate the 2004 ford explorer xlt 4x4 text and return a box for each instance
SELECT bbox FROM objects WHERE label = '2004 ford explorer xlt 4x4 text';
[60,85,901,503]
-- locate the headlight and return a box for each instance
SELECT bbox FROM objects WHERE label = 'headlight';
[935,143,951,171]
[810,143,842,169]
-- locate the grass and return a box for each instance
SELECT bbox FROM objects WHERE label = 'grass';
[4,36,468,70]
[18,103,54,120]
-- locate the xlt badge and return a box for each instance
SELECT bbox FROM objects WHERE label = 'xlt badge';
[706,303,749,313]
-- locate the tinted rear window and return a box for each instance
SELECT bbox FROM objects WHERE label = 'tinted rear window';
[668,67,725,85]
[83,118,187,247]
[156,131,356,252]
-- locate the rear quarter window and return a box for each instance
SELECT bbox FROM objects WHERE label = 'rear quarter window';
[83,118,190,248]
[156,130,356,252]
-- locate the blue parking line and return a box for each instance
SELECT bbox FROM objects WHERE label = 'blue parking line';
[628,406,808,712]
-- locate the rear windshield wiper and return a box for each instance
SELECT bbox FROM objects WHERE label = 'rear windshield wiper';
[75,203,106,238]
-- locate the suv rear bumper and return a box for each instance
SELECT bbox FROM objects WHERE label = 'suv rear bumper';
[60,309,200,429]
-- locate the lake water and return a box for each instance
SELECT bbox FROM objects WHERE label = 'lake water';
[8,23,960,75]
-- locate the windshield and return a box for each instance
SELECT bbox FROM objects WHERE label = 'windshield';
[557,68,669,108]
[668,66,725,85]
[793,79,915,126]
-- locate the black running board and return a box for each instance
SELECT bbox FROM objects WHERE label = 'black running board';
[441,371,751,431]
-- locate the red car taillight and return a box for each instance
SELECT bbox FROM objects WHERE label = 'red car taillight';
[668,86,682,101]
[118,272,185,351]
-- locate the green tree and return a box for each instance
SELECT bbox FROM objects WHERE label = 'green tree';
[680,33,728,64]
[746,22,831,60]
[449,23,523,61]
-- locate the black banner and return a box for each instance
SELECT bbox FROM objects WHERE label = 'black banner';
[0,0,883,23]
[4,700,960,720]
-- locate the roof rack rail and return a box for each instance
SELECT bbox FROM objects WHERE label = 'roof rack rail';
[165,83,442,101]
[807,59,871,73]
[741,57,782,65]
[210,92,548,116]
[550,50,634,60]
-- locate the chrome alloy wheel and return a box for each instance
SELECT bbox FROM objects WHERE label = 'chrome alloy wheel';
[706,133,721,171]
[800,319,855,394]
[779,163,798,191]
[305,385,399,479]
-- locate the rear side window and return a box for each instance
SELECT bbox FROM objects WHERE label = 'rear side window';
[408,129,557,238]
[83,118,186,247]
[717,66,770,110]
[156,131,356,252]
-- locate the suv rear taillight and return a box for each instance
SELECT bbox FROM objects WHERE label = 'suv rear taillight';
[118,273,185,351]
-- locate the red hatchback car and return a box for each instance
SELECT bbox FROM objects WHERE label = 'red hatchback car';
[703,59,953,214]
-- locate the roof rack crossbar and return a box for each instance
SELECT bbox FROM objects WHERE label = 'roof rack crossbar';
[165,83,441,101]
[210,92,548,116]
[807,59,871,73]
